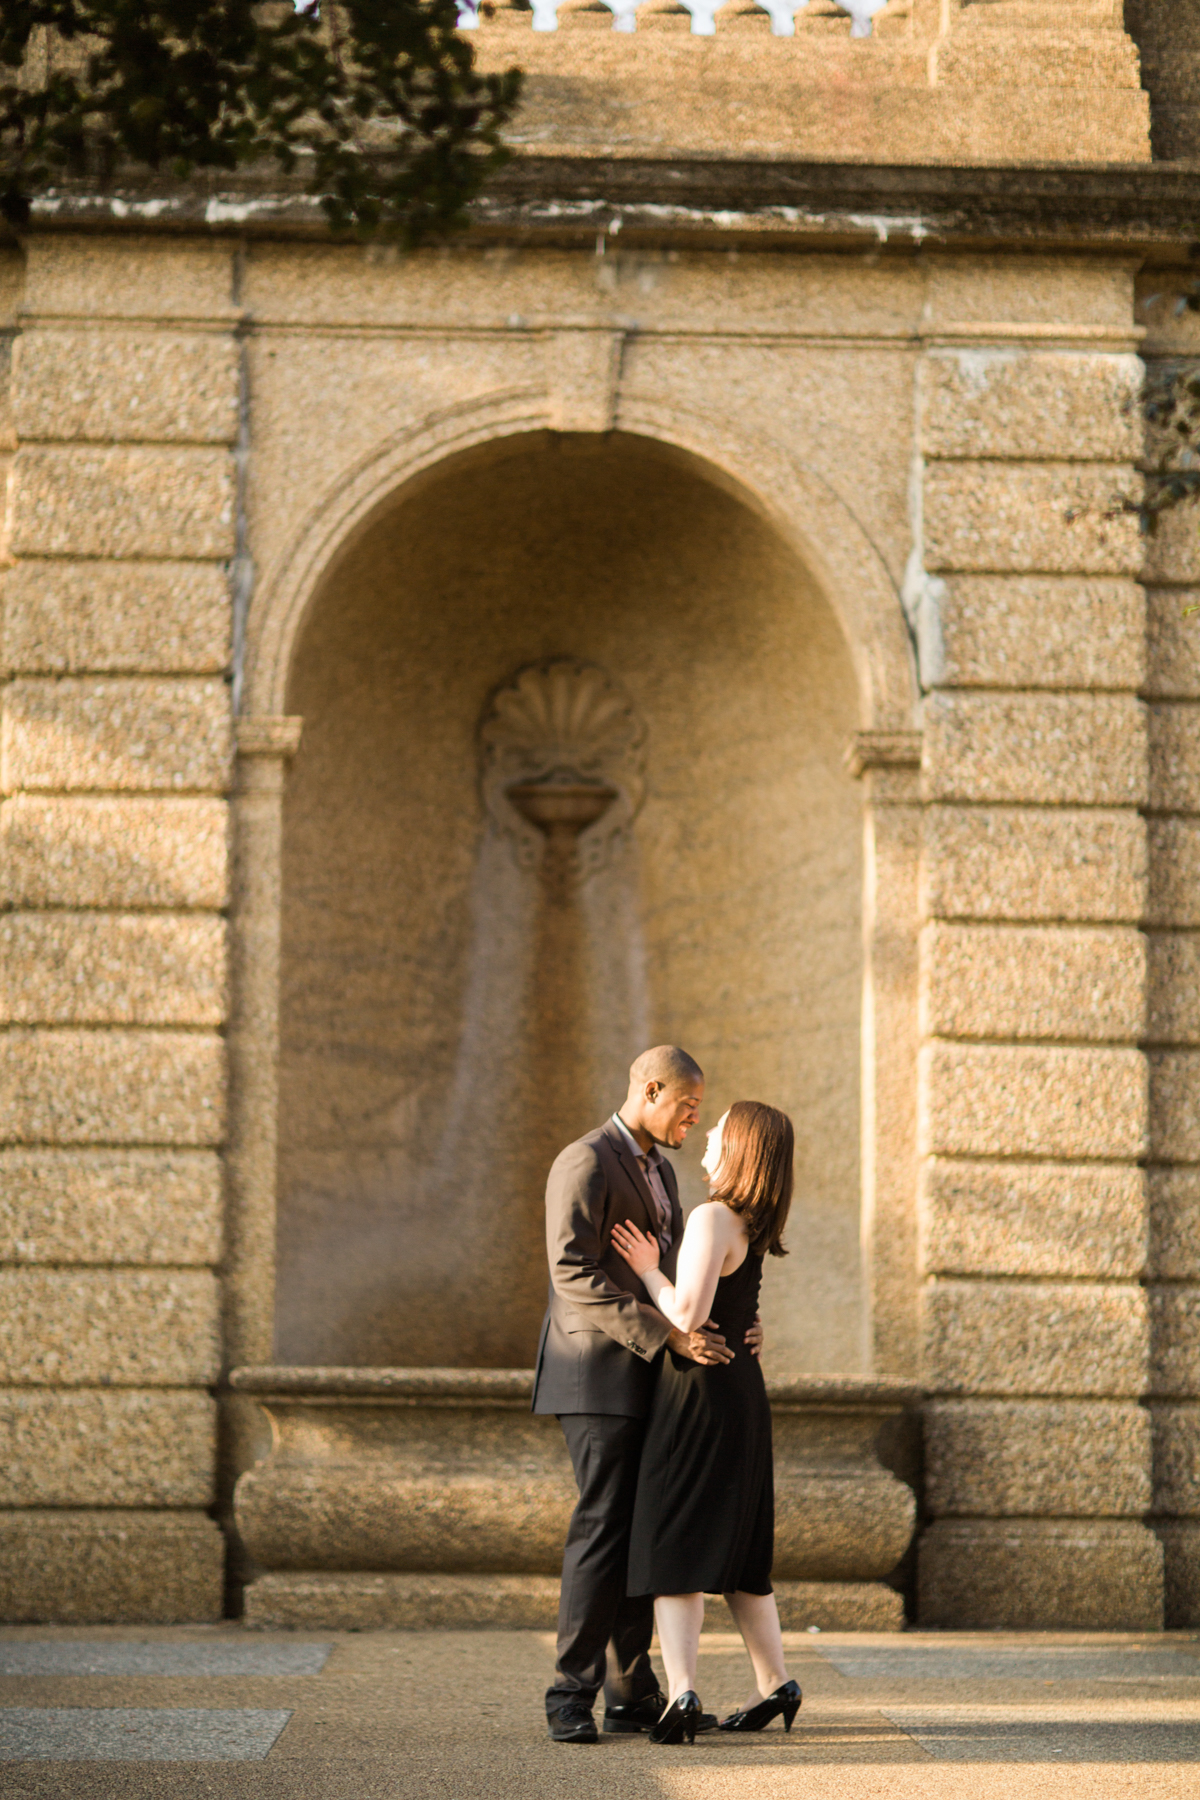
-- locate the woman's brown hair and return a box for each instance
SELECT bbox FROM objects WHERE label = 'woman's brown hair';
[709,1099,794,1258]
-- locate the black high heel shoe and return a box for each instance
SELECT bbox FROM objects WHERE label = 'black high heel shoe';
[648,1690,703,1745]
[718,1679,803,1733]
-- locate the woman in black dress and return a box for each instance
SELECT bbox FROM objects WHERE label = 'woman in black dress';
[612,1100,801,1746]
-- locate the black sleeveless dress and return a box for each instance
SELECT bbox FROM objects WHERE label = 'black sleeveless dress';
[627,1250,773,1598]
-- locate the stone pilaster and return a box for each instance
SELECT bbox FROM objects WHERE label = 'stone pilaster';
[848,731,922,1378]
[0,236,240,1621]
[913,259,1160,1628]
[219,715,302,1597]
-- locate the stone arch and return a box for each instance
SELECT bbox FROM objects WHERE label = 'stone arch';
[228,393,921,1379]
[242,392,918,729]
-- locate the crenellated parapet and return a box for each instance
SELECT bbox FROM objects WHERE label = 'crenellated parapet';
[468,0,1151,163]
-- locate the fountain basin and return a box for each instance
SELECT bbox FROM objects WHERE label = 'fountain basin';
[231,1367,919,1629]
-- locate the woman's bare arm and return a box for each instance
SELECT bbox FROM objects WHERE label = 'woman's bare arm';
[611,1204,745,1335]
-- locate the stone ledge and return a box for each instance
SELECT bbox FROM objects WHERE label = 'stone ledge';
[242,1571,903,1632]
[229,1364,921,1410]
[231,1368,918,1587]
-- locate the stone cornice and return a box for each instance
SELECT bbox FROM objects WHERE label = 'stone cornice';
[235,716,304,759]
[14,158,1200,256]
[845,731,923,779]
[229,1364,922,1410]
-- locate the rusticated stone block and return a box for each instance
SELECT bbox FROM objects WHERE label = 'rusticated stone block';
[1149,702,1200,813]
[2,679,232,793]
[0,914,228,1026]
[0,1509,223,1623]
[23,236,236,322]
[1150,1402,1200,1517]
[1149,1049,1200,1162]
[0,1389,215,1506]
[919,352,1142,465]
[0,1268,219,1384]
[0,1148,221,1264]
[925,1400,1151,1517]
[13,331,238,444]
[1148,932,1200,1045]
[927,263,1136,338]
[1149,1169,1200,1280]
[919,1519,1163,1630]
[1157,1521,1200,1628]
[922,805,1145,923]
[923,462,1142,576]
[922,692,1147,806]
[921,922,1144,1042]
[2,561,230,674]
[0,1028,225,1146]
[1147,586,1200,699]
[9,447,234,560]
[1149,1285,1200,1398]
[920,1043,1148,1160]
[927,575,1144,692]
[1148,818,1200,928]
[0,796,229,909]
[921,1159,1145,1280]
[922,1280,1148,1397]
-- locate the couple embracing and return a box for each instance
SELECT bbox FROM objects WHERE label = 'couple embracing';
[532,1044,801,1746]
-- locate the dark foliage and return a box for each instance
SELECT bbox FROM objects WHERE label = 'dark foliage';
[0,0,521,241]
[1141,359,1200,527]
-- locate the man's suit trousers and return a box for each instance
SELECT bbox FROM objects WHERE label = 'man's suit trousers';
[545,1412,659,1716]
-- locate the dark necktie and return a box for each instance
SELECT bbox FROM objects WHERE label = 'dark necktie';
[639,1151,672,1254]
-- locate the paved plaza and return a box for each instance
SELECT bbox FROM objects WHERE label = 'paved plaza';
[0,1627,1198,1797]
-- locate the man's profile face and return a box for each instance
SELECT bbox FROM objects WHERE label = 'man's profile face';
[645,1080,705,1150]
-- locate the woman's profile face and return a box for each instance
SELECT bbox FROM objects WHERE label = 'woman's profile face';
[701,1111,729,1182]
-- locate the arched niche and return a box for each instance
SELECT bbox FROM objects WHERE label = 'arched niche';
[270,429,871,1373]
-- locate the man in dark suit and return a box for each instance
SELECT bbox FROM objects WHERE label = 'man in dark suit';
[532,1044,763,1743]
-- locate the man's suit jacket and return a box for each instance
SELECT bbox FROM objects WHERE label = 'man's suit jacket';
[531,1116,684,1418]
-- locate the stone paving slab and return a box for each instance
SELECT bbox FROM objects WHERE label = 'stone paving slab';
[0,1707,292,1762]
[0,1626,1197,1797]
[883,1704,1200,1762]
[0,1643,330,1677]
[819,1641,1200,1684]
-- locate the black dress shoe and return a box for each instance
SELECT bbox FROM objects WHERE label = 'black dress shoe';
[604,1691,718,1734]
[548,1701,599,1743]
[718,1678,803,1733]
[648,1689,703,1746]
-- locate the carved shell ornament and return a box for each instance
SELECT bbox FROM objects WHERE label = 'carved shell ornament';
[479,659,647,889]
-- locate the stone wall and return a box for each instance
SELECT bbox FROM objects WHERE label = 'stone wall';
[2,216,1199,1626]
[0,239,236,1619]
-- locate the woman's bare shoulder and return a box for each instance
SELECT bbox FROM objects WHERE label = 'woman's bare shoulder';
[688,1200,745,1238]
